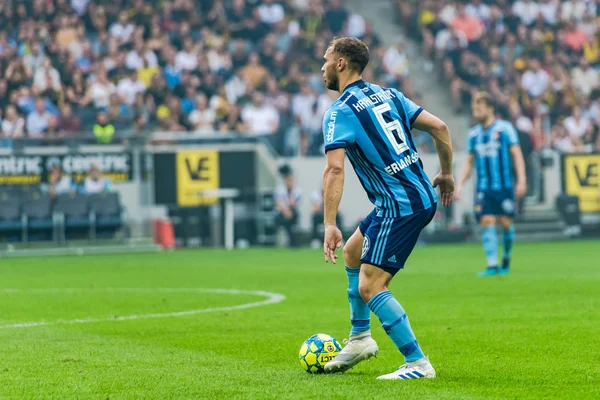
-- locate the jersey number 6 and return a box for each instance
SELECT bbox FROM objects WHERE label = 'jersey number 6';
[373,103,409,155]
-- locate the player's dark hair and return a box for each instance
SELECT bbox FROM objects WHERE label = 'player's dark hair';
[328,37,370,74]
[473,91,495,111]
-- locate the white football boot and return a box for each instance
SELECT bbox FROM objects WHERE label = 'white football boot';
[324,332,379,373]
[376,356,436,380]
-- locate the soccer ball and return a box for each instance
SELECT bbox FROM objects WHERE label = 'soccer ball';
[298,333,342,373]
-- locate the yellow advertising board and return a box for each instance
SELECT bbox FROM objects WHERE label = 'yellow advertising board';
[563,154,600,213]
[176,150,219,206]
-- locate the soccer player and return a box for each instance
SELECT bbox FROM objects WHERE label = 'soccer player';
[320,37,454,380]
[455,92,526,277]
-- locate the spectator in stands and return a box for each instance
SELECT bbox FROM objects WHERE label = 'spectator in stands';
[176,38,199,71]
[33,58,62,99]
[512,0,539,26]
[552,125,575,153]
[48,164,75,199]
[26,98,52,138]
[242,92,279,136]
[23,43,45,73]
[241,52,268,89]
[275,164,301,247]
[57,104,82,137]
[1,106,25,140]
[65,71,87,105]
[5,57,31,94]
[564,106,590,138]
[563,19,588,53]
[117,70,146,106]
[80,70,115,110]
[126,40,158,71]
[324,0,348,35]
[109,11,135,44]
[93,112,115,144]
[572,58,598,97]
[521,58,549,98]
[452,4,483,49]
[383,41,410,87]
[217,103,246,133]
[258,0,285,25]
[81,165,112,195]
[188,94,216,133]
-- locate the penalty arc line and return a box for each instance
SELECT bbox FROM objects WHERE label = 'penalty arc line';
[0,288,286,329]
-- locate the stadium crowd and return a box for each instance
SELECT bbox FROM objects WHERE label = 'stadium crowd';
[395,0,600,155]
[0,0,436,156]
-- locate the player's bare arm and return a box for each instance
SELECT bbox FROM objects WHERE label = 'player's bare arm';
[510,145,527,198]
[323,147,345,264]
[455,153,475,200]
[413,111,455,206]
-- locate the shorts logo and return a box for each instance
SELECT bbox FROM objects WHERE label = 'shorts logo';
[477,192,485,201]
[361,236,370,259]
[502,199,514,213]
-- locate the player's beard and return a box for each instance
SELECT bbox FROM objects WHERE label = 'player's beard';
[326,71,339,92]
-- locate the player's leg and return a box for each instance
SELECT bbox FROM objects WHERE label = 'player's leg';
[498,215,515,275]
[476,190,501,277]
[360,207,437,380]
[325,212,378,373]
[478,214,500,276]
[343,227,371,336]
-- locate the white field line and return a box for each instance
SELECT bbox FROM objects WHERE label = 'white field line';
[0,288,286,329]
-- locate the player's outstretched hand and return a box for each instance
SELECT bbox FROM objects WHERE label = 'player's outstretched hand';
[433,173,455,207]
[324,224,343,264]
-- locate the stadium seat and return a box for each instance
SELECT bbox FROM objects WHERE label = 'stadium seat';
[22,192,56,242]
[88,192,123,238]
[0,192,24,241]
[19,185,43,203]
[54,193,93,241]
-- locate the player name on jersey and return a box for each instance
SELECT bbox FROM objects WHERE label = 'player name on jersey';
[384,152,421,175]
[351,89,397,112]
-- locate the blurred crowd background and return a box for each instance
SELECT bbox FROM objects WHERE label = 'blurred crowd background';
[395,0,600,155]
[1,0,600,157]
[0,0,437,155]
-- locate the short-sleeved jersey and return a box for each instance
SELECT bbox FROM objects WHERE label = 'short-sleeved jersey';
[467,119,520,192]
[322,79,436,218]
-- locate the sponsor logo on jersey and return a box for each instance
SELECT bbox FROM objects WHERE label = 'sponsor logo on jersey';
[326,111,337,143]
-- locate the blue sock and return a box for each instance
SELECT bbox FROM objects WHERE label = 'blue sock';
[367,290,424,362]
[346,267,370,336]
[502,225,515,261]
[481,226,499,268]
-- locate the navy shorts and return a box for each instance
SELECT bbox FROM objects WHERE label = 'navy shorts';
[358,205,437,276]
[475,189,515,219]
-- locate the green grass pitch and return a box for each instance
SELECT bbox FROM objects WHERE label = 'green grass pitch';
[1,241,599,399]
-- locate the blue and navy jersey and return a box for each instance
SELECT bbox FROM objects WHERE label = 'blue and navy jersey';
[322,80,436,218]
[467,119,519,192]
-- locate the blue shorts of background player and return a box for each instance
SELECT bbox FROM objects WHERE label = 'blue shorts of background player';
[358,205,437,276]
[474,188,515,221]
